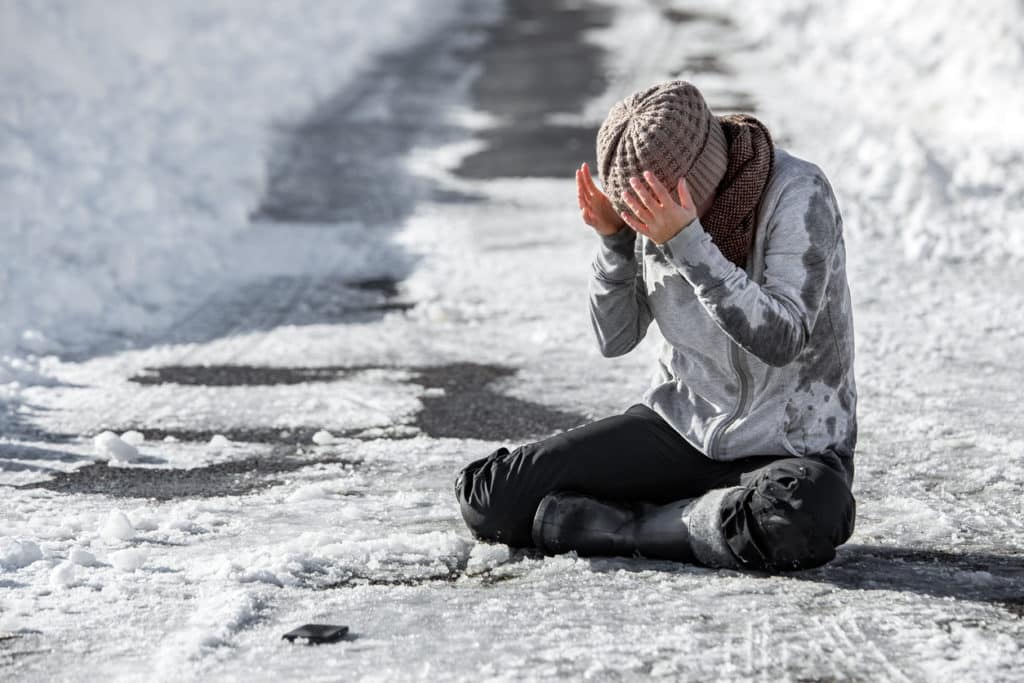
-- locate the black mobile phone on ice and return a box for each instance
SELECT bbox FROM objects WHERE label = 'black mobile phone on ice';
[282,624,349,644]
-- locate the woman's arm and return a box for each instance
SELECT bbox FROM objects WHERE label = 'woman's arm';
[588,228,654,357]
[576,162,654,357]
[658,174,841,367]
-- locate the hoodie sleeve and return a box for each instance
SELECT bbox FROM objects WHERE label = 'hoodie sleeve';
[587,227,655,358]
[657,174,841,367]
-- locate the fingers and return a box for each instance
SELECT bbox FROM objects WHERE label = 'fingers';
[620,188,654,223]
[581,162,601,198]
[642,171,672,206]
[628,176,661,215]
[676,176,693,210]
[575,168,589,211]
[619,209,649,236]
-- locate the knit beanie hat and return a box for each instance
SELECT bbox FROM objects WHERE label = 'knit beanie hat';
[596,80,728,214]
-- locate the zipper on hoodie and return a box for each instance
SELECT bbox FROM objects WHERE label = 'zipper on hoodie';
[707,342,752,458]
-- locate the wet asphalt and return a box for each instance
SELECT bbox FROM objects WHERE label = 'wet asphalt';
[7,0,735,500]
[455,0,612,179]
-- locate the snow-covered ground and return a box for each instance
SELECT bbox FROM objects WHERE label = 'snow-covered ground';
[3,0,1024,680]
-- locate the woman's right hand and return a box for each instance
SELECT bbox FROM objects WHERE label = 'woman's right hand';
[576,162,625,237]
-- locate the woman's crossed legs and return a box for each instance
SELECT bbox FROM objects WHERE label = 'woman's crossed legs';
[454,404,855,571]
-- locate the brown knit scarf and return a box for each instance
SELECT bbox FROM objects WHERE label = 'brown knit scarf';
[700,114,775,268]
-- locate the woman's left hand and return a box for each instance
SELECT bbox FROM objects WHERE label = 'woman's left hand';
[619,171,698,245]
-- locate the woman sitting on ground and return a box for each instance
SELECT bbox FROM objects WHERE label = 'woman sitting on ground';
[455,80,856,572]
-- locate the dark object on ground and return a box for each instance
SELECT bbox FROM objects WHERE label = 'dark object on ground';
[19,452,357,500]
[127,362,585,443]
[455,0,612,179]
[409,363,585,441]
[282,624,349,645]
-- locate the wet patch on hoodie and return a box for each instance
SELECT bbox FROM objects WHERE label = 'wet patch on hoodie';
[798,180,836,313]
[681,261,716,287]
[793,181,853,403]
[717,301,799,368]
[604,231,638,260]
[666,258,802,366]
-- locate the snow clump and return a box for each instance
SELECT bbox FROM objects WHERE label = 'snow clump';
[50,561,76,589]
[109,548,147,572]
[119,430,146,446]
[93,431,141,463]
[68,546,97,566]
[208,434,232,449]
[0,537,43,570]
[100,510,136,542]
[312,429,337,445]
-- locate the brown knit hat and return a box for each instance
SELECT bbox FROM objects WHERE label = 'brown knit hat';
[596,80,728,214]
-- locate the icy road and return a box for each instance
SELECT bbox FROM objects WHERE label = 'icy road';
[2,0,1024,680]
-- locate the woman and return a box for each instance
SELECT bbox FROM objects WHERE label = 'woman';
[454,80,856,571]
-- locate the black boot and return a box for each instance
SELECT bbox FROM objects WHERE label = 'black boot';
[531,492,641,558]
[532,492,699,563]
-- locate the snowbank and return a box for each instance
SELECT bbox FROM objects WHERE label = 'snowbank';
[589,0,1024,264]
[0,0,458,372]
[712,0,1024,263]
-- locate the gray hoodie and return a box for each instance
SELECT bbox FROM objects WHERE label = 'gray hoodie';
[589,149,857,483]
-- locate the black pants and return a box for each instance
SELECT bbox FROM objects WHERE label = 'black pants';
[455,404,856,570]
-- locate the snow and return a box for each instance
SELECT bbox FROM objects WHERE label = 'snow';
[207,434,232,449]
[92,431,141,463]
[701,0,1024,264]
[119,430,146,447]
[68,546,97,567]
[0,0,462,377]
[108,548,148,572]
[49,561,76,589]
[0,537,42,570]
[311,429,337,446]
[99,510,136,542]
[2,0,1023,680]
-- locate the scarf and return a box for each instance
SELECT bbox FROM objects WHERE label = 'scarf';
[700,114,775,268]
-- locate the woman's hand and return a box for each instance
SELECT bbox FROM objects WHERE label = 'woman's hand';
[576,162,625,237]
[619,172,698,245]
